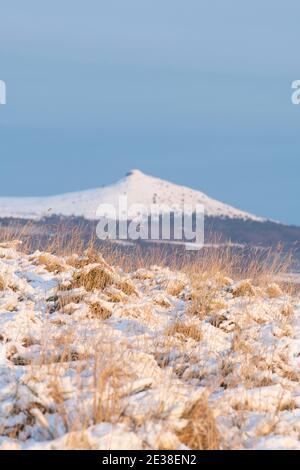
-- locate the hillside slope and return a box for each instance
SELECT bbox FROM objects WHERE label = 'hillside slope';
[0,170,265,222]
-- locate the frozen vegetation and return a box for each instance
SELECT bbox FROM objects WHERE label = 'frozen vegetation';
[0,240,300,450]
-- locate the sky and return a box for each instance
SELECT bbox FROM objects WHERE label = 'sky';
[0,1,299,225]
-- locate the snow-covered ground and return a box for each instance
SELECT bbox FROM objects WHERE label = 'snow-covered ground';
[0,170,265,222]
[1,240,300,450]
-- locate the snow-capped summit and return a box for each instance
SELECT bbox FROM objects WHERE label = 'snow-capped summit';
[0,169,265,221]
[125,169,144,177]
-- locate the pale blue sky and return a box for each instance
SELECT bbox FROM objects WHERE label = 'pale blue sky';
[0,1,299,224]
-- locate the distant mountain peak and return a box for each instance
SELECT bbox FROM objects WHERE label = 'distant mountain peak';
[125,169,145,178]
[0,169,266,222]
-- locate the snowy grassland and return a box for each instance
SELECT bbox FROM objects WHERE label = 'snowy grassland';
[0,240,300,450]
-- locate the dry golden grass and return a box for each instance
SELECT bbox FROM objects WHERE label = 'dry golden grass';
[187,286,221,320]
[25,331,133,442]
[232,280,256,298]
[71,265,114,292]
[0,239,23,250]
[153,295,172,308]
[0,274,5,291]
[266,283,283,298]
[104,286,128,303]
[0,221,295,288]
[35,253,66,273]
[56,291,85,310]
[281,303,294,317]
[89,301,112,320]
[119,304,154,323]
[66,248,113,271]
[165,279,186,297]
[231,333,253,354]
[1,223,299,449]
[91,351,129,426]
[0,222,35,251]
[178,396,220,450]
[64,432,95,450]
[166,321,202,342]
[182,243,295,322]
[179,239,294,293]
[116,279,138,296]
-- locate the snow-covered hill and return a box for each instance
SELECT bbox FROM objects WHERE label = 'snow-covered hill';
[0,169,265,222]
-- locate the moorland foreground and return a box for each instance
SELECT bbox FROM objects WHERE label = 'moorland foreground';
[0,231,300,450]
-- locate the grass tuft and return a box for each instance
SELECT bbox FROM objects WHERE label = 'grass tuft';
[178,396,220,450]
